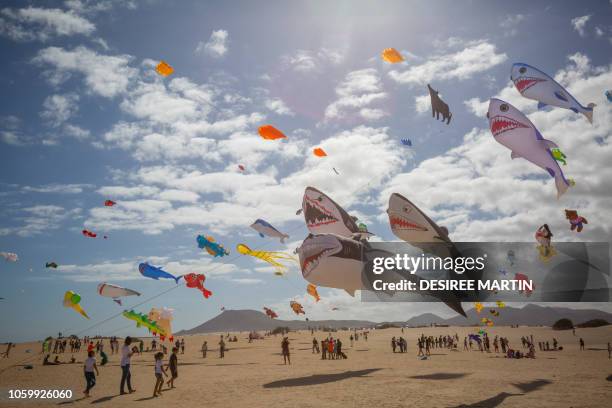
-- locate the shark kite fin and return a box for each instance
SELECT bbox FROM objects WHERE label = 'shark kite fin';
[345,289,356,297]
[582,103,596,124]
[510,151,521,160]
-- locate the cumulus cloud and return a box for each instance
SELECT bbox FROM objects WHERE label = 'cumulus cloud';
[0,205,82,237]
[571,15,591,37]
[34,46,137,98]
[195,29,229,58]
[388,40,507,86]
[500,14,527,37]
[324,68,387,121]
[281,47,344,73]
[0,7,95,42]
[264,98,294,116]
[40,93,80,127]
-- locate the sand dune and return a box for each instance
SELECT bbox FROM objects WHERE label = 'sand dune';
[0,326,610,407]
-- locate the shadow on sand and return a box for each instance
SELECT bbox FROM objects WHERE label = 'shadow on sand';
[90,395,116,404]
[449,379,552,408]
[263,368,381,388]
[410,373,470,380]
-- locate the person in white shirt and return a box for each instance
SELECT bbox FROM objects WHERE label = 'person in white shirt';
[153,352,167,397]
[83,351,99,398]
[120,337,136,395]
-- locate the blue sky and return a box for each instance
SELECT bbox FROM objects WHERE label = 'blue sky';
[1,0,611,342]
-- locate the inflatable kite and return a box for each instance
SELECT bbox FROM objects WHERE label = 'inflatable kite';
[490,309,499,317]
[290,300,305,315]
[468,334,481,343]
[535,224,556,262]
[263,307,278,319]
[197,235,229,257]
[496,301,506,308]
[46,262,58,269]
[238,164,245,172]
[381,48,404,63]
[148,307,174,342]
[63,291,89,319]
[474,302,484,314]
[97,283,140,305]
[551,148,567,166]
[258,125,287,140]
[250,219,289,243]
[183,273,212,298]
[488,98,571,198]
[515,273,534,296]
[306,284,320,302]
[82,229,97,238]
[565,210,588,232]
[606,90,612,103]
[155,60,174,77]
[302,187,373,238]
[427,84,452,124]
[387,193,460,259]
[400,138,412,147]
[0,252,18,262]
[313,147,327,157]
[331,307,340,311]
[333,167,340,175]
[138,263,182,283]
[480,317,494,327]
[104,200,116,207]
[122,309,167,338]
[510,63,595,123]
[236,244,297,275]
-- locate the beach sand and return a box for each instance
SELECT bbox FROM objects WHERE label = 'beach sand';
[0,326,610,407]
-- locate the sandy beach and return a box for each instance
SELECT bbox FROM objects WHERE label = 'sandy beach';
[1,326,610,408]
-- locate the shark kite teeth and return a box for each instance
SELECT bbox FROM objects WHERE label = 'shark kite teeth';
[390,215,428,231]
[304,197,337,227]
[513,77,545,93]
[490,115,528,137]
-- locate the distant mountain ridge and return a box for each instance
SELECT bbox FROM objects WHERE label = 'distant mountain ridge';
[176,305,611,334]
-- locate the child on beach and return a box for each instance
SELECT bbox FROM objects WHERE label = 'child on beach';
[83,351,99,398]
[153,352,167,397]
[281,337,290,365]
[201,341,207,358]
[166,347,178,389]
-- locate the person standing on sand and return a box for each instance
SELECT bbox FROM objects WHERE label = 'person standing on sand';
[153,352,167,398]
[201,341,207,358]
[219,336,225,358]
[120,337,136,395]
[607,342,611,359]
[1,342,12,358]
[180,339,185,354]
[464,337,468,351]
[579,338,584,351]
[350,335,354,348]
[321,339,327,360]
[312,338,318,354]
[83,350,99,398]
[281,337,290,365]
[166,347,178,389]
[391,337,397,353]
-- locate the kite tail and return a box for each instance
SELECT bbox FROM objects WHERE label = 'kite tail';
[280,234,289,244]
[582,103,595,124]
[202,288,213,299]
[555,174,570,199]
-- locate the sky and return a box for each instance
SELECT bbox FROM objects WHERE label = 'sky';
[0,0,611,342]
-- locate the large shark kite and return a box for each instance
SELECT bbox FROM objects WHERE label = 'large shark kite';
[510,63,595,123]
[487,98,572,198]
[296,232,467,316]
[387,193,459,259]
[301,187,372,239]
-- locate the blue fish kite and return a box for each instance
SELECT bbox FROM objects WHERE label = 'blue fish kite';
[510,63,596,123]
[196,235,229,257]
[400,138,412,147]
[138,263,182,284]
[250,219,289,243]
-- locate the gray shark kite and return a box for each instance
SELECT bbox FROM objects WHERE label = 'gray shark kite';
[296,233,467,316]
[302,187,373,239]
[387,193,460,259]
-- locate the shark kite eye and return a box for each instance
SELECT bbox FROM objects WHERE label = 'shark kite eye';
[519,67,527,74]
[317,196,323,202]
[500,104,509,112]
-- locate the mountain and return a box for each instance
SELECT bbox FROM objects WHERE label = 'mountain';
[177,305,612,335]
[176,309,377,335]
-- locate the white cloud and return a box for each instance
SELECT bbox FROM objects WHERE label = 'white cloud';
[22,183,92,194]
[388,40,507,86]
[40,93,79,127]
[571,15,591,37]
[324,68,387,121]
[34,46,137,98]
[195,29,229,58]
[0,205,82,237]
[414,94,431,114]
[265,98,294,116]
[0,7,95,42]
[281,47,344,73]
[500,14,527,37]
